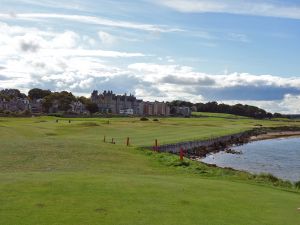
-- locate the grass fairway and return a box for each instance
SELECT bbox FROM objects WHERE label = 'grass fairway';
[0,116,300,225]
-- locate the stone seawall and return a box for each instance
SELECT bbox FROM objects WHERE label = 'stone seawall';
[143,126,300,157]
[144,129,263,157]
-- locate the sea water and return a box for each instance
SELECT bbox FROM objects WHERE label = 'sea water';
[201,137,300,182]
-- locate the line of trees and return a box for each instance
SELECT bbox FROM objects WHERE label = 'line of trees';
[169,100,285,119]
[0,89,26,100]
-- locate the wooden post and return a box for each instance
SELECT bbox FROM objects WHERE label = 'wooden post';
[155,139,158,152]
[103,136,106,142]
[126,137,130,146]
[69,120,71,123]
[56,119,58,123]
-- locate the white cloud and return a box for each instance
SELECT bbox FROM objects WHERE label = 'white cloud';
[128,62,300,89]
[278,94,300,114]
[18,0,85,11]
[223,94,300,114]
[157,0,300,20]
[0,22,145,94]
[98,31,117,45]
[0,22,145,58]
[97,31,141,45]
[0,21,300,113]
[0,13,183,33]
[51,31,79,49]
[227,33,250,43]
[126,62,300,113]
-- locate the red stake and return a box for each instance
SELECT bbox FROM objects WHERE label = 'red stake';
[180,147,184,161]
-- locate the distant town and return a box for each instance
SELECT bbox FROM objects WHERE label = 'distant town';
[0,88,293,119]
[0,88,191,117]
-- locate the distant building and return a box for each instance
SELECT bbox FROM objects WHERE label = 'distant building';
[119,108,134,115]
[48,99,60,113]
[91,90,170,116]
[29,99,43,113]
[173,106,191,117]
[142,101,170,116]
[0,97,30,112]
[70,101,87,114]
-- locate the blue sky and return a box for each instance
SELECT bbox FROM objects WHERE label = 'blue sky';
[0,0,300,113]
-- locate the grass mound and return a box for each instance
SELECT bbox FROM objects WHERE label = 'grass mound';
[77,122,100,127]
[34,120,48,123]
[45,132,57,136]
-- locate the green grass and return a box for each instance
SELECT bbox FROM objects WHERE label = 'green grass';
[192,111,249,119]
[0,116,300,225]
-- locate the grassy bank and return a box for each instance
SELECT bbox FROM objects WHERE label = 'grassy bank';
[0,116,300,225]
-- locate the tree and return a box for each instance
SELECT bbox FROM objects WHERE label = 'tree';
[273,113,284,118]
[77,96,90,105]
[58,91,76,111]
[85,102,98,114]
[42,95,53,112]
[194,101,273,119]
[0,89,24,99]
[28,88,51,100]
[41,91,76,113]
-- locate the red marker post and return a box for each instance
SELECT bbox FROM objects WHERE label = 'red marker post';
[180,147,184,161]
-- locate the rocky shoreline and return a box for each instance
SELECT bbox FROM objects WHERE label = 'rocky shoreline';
[250,131,300,141]
[149,126,300,159]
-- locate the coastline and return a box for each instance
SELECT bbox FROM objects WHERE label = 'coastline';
[153,127,300,159]
[199,131,300,183]
[250,131,300,141]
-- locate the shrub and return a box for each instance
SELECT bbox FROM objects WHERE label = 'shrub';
[20,110,31,116]
[257,173,280,183]
[93,112,103,117]
[140,117,149,121]
[295,181,300,189]
[255,173,293,188]
[48,113,63,117]
[4,110,11,115]
[153,118,159,122]
[171,160,190,167]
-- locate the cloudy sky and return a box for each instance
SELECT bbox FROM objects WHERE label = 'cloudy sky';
[0,0,300,113]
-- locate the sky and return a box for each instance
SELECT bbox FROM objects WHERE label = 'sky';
[0,0,300,113]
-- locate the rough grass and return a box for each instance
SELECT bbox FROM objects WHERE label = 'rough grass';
[1,116,300,225]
